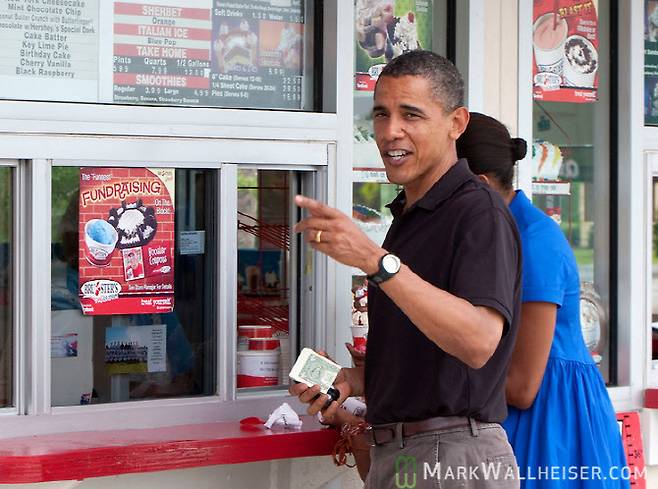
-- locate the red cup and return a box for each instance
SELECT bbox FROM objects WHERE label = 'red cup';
[351,325,368,353]
[248,337,280,351]
[238,325,274,351]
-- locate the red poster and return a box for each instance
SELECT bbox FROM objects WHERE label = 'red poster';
[532,0,599,103]
[79,168,175,315]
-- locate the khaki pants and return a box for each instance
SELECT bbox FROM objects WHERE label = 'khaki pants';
[364,420,519,489]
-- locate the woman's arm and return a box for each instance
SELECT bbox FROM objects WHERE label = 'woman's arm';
[505,301,557,409]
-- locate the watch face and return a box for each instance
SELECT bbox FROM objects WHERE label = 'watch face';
[382,254,400,273]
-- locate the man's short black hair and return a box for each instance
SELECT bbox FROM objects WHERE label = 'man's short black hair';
[376,50,465,112]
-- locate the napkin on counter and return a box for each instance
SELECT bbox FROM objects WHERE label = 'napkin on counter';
[264,402,303,429]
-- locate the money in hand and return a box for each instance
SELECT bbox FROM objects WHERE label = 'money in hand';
[289,348,341,394]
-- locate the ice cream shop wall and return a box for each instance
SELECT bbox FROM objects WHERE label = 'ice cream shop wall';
[0,0,655,468]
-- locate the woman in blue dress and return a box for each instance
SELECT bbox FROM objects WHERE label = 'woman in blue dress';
[457,113,629,488]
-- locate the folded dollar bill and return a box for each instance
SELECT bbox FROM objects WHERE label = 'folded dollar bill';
[289,347,341,394]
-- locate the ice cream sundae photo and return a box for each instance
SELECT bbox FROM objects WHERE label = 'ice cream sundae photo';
[563,35,598,88]
[213,18,258,74]
[356,0,420,62]
[277,23,302,70]
[107,199,158,249]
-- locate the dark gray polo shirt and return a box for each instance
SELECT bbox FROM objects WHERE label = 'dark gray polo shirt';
[364,159,521,425]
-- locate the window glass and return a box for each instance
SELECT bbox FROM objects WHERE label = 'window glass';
[651,176,658,360]
[530,0,612,380]
[351,0,443,352]
[0,0,311,110]
[51,167,216,405]
[237,168,299,390]
[0,168,13,408]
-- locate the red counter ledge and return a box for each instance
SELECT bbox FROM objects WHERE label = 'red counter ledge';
[0,417,340,484]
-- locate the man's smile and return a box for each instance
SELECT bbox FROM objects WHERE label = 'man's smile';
[382,148,413,166]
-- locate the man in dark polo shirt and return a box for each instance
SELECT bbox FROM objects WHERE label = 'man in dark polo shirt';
[291,51,521,488]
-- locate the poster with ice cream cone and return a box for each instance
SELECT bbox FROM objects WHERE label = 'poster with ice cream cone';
[533,0,599,103]
[355,0,433,91]
[79,167,175,315]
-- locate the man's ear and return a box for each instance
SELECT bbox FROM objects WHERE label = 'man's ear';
[450,107,470,140]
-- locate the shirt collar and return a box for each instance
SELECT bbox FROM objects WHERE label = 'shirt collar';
[509,189,529,213]
[387,159,474,218]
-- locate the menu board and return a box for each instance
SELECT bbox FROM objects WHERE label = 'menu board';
[0,0,99,101]
[78,167,175,315]
[532,0,599,103]
[0,0,307,110]
[113,1,213,106]
[112,0,304,108]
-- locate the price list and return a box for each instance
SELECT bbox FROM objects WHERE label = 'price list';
[0,0,99,100]
[209,0,304,109]
[113,1,212,105]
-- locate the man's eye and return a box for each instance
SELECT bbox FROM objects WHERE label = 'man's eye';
[373,112,387,118]
[405,113,420,119]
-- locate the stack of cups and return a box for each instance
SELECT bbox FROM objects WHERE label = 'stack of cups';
[351,325,368,353]
[274,329,290,385]
[237,325,274,351]
[236,325,281,388]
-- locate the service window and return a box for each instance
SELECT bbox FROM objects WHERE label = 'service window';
[0,166,13,408]
[529,0,614,381]
[51,166,217,405]
[236,168,311,392]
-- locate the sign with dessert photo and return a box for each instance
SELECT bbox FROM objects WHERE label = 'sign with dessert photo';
[355,0,433,91]
[532,0,599,103]
[209,0,305,109]
[78,167,175,315]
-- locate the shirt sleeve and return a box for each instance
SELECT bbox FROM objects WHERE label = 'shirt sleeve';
[448,207,520,336]
[518,224,567,307]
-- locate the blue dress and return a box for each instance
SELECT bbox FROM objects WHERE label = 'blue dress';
[502,190,629,488]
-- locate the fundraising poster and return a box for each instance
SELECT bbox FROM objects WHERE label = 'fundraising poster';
[646,0,658,124]
[0,0,99,101]
[78,167,175,315]
[532,0,599,103]
[112,0,305,109]
[355,0,432,91]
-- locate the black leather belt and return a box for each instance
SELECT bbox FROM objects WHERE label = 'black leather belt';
[365,416,490,447]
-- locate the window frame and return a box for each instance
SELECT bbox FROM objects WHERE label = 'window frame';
[0,160,19,416]
[0,140,332,438]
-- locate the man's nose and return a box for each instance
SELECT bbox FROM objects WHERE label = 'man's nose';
[379,116,405,141]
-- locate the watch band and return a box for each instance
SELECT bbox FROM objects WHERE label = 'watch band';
[367,253,400,285]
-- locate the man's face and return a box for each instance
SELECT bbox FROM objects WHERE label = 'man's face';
[373,75,466,198]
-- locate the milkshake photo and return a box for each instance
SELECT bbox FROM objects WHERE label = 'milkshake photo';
[533,12,568,74]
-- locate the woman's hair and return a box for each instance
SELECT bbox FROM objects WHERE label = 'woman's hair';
[456,112,527,190]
